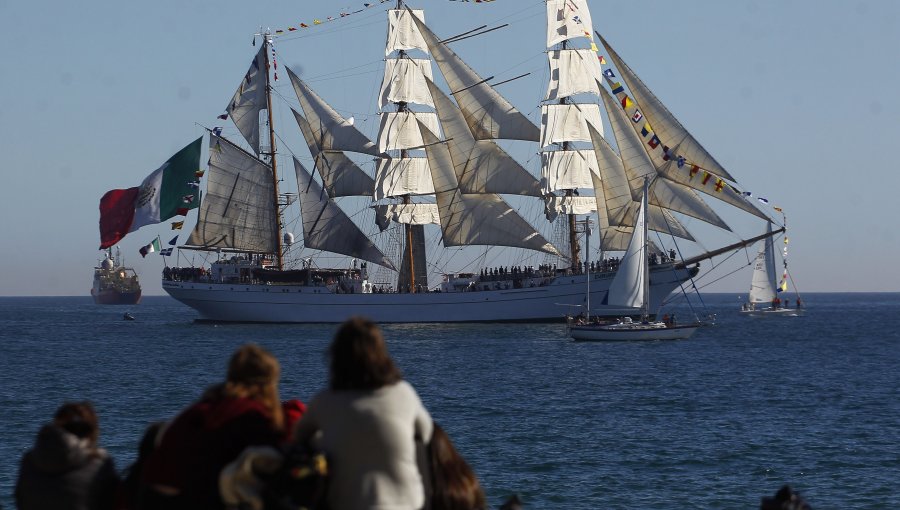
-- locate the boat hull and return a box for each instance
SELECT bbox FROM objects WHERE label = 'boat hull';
[739,307,805,317]
[163,266,697,323]
[569,323,699,341]
[91,289,142,305]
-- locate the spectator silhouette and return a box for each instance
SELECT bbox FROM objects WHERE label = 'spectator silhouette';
[427,423,486,510]
[16,401,119,510]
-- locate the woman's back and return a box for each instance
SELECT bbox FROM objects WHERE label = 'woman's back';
[299,380,432,510]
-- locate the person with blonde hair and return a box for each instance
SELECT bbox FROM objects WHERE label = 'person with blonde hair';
[141,343,286,509]
[294,317,433,510]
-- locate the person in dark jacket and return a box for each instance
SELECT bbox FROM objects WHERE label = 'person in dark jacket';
[16,401,119,510]
[141,343,286,510]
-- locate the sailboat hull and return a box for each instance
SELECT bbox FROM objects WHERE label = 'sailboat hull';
[163,265,697,323]
[569,322,699,341]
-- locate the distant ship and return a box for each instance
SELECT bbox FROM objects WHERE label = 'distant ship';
[92,248,142,305]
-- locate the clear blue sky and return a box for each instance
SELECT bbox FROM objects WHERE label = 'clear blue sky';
[1,0,898,296]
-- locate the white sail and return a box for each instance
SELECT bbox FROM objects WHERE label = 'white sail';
[288,67,382,157]
[546,49,603,101]
[749,222,778,304]
[374,157,435,200]
[379,57,435,109]
[374,203,440,231]
[588,124,694,241]
[425,77,541,196]
[546,0,594,48]
[599,33,734,182]
[377,111,441,152]
[541,149,596,193]
[418,122,559,255]
[607,181,648,309]
[226,45,267,154]
[540,103,604,147]
[544,195,597,222]
[409,11,540,142]
[186,134,277,253]
[293,158,395,270]
[293,110,374,197]
[386,9,428,56]
[597,88,730,230]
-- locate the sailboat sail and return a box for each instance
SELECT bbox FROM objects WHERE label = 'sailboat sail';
[379,57,435,109]
[409,10,539,142]
[546,0,594,48]
[226,46,267,154]
[596,87,730,230]
[374,157,435,200]
[288,68,382,157]
[749,222,778,304]
[185,134,278,253]
[607,180,648,309]
[424,77,541,196]
[294,158,395,270]
[293,110,374,197]
[418,122,559,255]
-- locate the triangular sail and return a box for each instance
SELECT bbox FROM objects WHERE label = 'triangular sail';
[409,10,540,142]
[287,67,382,157]
[293,158,395,270]
[226,45,267,155]
[749,222,778,304]
[588,124,694,241]
[425,77,541,196]
[599,33,735,182]
[599,39,770,221]
[597,88,730,230]
[186,134,277,253]
[418,122,559,255]
[607,181,648,309]
[293,110,374,197]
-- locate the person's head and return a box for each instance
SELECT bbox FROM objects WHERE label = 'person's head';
[430,424,486,510]
[53,401,99,447]
[760,485,811,510]
[223,343,284,430]
[329,317,401,391]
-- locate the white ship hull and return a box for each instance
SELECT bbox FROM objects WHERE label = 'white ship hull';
[163,266,697,323]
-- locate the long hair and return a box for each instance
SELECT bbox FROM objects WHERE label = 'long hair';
[329,317,402,391]
[222,343,284,431]
[53,401,99,447]
[430,424,486,510]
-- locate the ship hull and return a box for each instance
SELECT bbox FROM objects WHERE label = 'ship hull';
[91,289,142,305]
[163,266,697,323]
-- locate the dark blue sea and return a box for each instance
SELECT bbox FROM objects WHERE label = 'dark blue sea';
[1,293,899,509]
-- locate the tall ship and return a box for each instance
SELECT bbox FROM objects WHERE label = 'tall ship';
[92,248,142,305]
[161,1,783,323]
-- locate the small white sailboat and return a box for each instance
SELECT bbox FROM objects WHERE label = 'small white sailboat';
[568,179,699,341]
[740,221,804,317]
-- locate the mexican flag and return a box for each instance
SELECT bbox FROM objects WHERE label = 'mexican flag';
[99,137,202,249]
[139,238,161,258]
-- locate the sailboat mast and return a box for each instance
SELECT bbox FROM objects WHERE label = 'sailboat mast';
[263,34,284,270]
[641,178,650,319]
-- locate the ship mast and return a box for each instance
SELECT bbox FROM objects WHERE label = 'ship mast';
[262,33,284,270]
[396,3,417,293]
[560,39,581,271]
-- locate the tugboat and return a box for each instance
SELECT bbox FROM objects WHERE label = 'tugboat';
[91,247,142,305]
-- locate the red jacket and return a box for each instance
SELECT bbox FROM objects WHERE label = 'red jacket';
[142,397,281,510]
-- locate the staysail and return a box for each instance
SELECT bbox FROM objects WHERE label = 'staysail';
[294,158,395,270]
[293,110,375,197]
[288,68,382,157]
[418,122,559,255]
[185,134,278,253]
[409,9,540,142]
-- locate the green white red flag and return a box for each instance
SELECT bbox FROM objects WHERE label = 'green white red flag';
[99,137,202,248]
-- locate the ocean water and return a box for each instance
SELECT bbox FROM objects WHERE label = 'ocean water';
[1,293,899,509]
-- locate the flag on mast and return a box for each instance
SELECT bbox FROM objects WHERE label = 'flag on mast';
[99,138,202,248]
